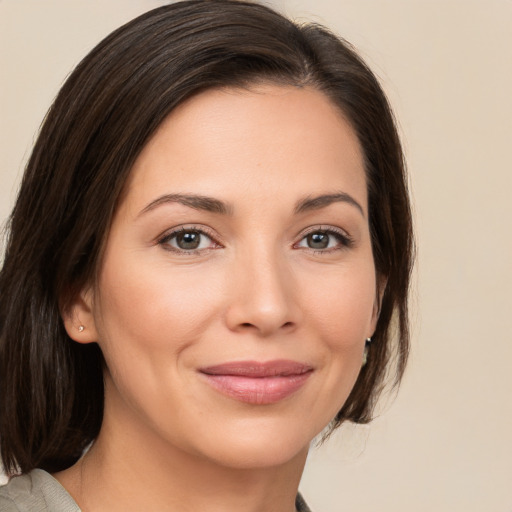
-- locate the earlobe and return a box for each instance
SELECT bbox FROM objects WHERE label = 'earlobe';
[61,288,98,344]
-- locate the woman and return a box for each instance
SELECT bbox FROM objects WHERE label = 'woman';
[0,1,413,510]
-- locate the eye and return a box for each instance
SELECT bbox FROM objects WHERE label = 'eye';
[158,227,219,253]
[296,228,353,252]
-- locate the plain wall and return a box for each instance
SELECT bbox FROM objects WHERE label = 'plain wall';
[1,1,511,510]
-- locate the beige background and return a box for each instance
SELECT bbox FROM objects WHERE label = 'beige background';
[1,1,511,510]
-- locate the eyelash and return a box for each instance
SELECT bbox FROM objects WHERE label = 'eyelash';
[294,226,354,254]
[157,226,221,255]
[157,225,354,255]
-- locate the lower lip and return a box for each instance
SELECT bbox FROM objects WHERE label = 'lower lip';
[200,372,312,405]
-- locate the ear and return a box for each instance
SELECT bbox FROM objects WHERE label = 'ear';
[61,287,99,344]
[369,274,387,336]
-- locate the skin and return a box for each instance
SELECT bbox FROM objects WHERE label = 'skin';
[58,84,381,512]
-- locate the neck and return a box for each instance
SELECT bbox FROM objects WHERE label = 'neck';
[55,381,308,512]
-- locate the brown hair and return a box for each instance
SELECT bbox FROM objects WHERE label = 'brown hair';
[0,0,413,475]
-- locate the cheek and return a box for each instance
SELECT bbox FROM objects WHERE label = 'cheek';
[94,253,226,361]
[91,254,229,432]
[299,261,376,412]
[303,262,377,346]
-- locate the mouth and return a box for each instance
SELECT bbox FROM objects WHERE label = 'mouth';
[199,360,313,405]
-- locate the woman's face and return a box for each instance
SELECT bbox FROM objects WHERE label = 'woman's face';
[78,85,380,469]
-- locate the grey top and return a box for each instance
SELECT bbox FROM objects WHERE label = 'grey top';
[0,470,80,512]
[0,469,312,511]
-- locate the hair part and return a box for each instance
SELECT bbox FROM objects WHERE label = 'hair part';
[0,0,413,475]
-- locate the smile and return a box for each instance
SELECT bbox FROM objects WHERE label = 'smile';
[199,360,313,405]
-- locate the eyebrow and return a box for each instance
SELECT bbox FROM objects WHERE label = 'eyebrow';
[294,192,365,217]
[138,191,364,218]
[138,193,233,217]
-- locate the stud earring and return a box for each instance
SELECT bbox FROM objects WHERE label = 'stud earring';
[78,325,85,333]
[362,337,372,367]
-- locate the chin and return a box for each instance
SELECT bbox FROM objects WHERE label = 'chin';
[186,416,320,470]
[204,440,309,470]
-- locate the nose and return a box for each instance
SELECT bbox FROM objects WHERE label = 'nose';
[224,247,300,337]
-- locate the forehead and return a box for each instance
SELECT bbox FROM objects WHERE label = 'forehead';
[122,84,367,214]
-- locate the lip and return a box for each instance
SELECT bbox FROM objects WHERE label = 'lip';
[199,360,313,405]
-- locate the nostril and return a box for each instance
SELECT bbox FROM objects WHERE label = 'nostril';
[238,321,294,331]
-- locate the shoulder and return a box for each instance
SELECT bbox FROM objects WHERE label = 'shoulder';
[0,469,80,512]
[296,492,313,512]
[0,494,17,512]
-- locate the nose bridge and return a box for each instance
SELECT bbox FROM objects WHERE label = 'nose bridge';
[225,239,298,336]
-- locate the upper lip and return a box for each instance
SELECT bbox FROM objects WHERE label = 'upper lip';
[200,360,313,378]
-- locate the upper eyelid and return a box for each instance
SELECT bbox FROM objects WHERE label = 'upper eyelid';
[157,225,219,243]
[293,226,355,251]
[155,224,353,248]
[157,226,222,254]
[297,225,352,240]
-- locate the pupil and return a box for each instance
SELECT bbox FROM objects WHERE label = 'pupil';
[177,231,200,250]
[308,232,328,249]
